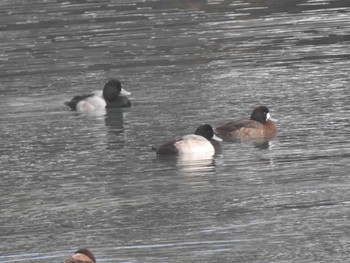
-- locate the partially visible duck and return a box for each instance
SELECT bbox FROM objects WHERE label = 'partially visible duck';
[214,106,277,141]
[64,79,131,111]
[152,124,222,155]
[64,249,96,263]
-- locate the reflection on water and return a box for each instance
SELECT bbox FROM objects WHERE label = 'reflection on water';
[177,157,217,175]
[1,0,350,262]
[219,135,275,150]
[155,153,218,174]
[104,108,127,149]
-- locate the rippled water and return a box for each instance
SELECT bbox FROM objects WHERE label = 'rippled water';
[1,0,350,262]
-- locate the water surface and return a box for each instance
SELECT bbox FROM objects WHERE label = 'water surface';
[1,0,350,262]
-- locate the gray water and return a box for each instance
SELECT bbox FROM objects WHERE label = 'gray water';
[1,0,350,262]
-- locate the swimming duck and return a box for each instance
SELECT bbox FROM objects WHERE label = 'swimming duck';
[214,106,277,141]
[64,248,96,263]
[65,79,131,111]
[152,124,222,155]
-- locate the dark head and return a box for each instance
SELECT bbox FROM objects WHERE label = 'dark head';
[250,106,271,124]
[103,79,122,102]
[195,124,222,141]
[64,249,96,263]
[75,249,96,263]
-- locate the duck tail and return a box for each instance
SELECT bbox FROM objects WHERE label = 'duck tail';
[151,146,159,152]
[64,100,77,110]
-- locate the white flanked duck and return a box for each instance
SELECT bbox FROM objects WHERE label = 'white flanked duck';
[152,124,222,156]
[65,79,131,111]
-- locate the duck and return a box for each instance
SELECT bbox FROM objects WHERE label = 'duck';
[214,106,277,141]
[64,79,131,111]
[152,124,222,155]
[64,248,96,263]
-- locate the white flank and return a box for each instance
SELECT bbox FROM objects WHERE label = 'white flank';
[175,135,215,155]
[76,95,106,112]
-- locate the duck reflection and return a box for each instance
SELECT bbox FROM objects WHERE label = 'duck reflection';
[253,140,271,150]
[104,108,127,149]
[218,135,274,150]
[155,153,218,175]
[176,154,217,174]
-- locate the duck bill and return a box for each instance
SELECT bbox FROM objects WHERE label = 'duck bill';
[266,112,271,121]
[120,88,132,96]
[266,113,278,122]
[212,134,223,141]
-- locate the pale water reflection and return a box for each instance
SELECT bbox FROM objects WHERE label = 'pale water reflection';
[1,0,350,262]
